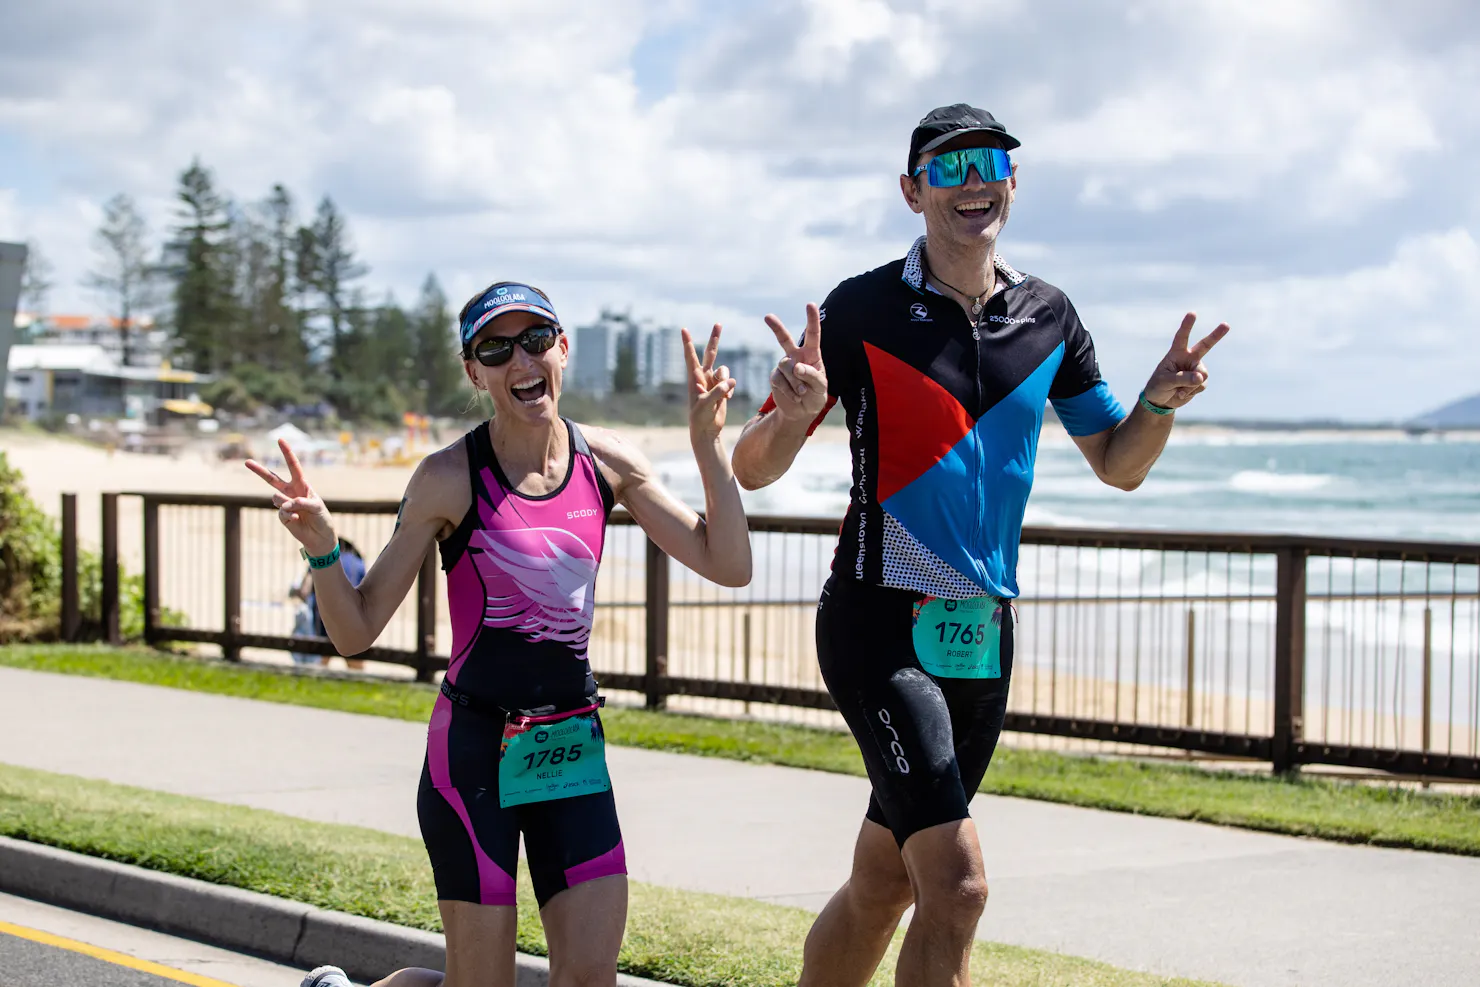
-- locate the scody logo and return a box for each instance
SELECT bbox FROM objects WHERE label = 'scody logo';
[909,303,931,322]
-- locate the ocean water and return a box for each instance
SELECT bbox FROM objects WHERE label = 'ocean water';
[654,430,1480,544]
[646,431,1480,736]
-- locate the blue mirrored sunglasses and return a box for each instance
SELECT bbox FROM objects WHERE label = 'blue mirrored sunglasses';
[912,147,1012,187]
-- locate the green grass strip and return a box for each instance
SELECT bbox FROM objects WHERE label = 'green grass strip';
[4,644,1479,855]
[0,762,1220,987]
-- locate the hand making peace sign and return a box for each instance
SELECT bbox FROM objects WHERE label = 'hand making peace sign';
[244,441,338,557]
[1142,313,1230,410]
[763,302,829,423]
[683,324,737,443]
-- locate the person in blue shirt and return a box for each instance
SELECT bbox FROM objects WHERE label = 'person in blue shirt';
[290,537,368,668]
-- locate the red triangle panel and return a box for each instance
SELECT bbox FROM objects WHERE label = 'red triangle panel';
[864,342,974,502]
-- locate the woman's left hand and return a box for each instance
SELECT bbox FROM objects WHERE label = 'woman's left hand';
[684,324,736,444]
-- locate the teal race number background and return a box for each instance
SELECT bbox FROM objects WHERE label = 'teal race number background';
[911,596,1003,679]
[499,711,611,808]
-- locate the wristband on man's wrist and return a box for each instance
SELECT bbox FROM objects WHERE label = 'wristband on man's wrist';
[1138,390,1175,416]
[301,541,342,570]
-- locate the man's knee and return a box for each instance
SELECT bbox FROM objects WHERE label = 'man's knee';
[849,855,914,914]
[913,865,988,926]
[903,821,989,927]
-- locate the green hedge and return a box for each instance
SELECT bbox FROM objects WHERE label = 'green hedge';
[0,451,150,642]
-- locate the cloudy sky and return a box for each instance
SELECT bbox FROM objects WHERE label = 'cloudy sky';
[3,0,1477,421]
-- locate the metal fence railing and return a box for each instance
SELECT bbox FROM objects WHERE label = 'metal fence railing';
[57,491,1480,780]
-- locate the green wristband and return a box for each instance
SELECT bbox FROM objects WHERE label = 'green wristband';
[1138,391,1175,416]
[301,542,342,570]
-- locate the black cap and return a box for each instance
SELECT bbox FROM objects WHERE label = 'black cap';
[907,104,1020,173]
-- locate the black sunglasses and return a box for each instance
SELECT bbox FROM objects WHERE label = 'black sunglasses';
[466,324,561,367]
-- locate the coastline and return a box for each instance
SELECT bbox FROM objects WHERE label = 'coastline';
[4,420,1474,531]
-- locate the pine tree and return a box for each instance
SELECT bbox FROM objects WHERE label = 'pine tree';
[19,240,54,317]
[308,196,367,379]
[259,184,302,373]
[613,318,641,394]
[164,160,235,374]
[83,194,157,367]
[411,274,464,415]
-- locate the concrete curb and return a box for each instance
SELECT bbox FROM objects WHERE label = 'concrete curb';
[0,836,666,986]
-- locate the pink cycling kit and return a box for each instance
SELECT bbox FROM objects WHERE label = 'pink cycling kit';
[416,419,626,907]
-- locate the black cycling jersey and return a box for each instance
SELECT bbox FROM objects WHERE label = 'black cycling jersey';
[762,236,1124,600]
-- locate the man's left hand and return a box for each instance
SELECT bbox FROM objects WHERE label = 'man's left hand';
[1142,313,1230,410]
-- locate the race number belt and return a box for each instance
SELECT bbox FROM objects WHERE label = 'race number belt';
[497,698,611,808]
[910,596,1004,679]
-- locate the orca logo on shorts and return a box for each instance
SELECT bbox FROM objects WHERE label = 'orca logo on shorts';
[876,708,911,774]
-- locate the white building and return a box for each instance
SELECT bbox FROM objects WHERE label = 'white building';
[566,310,703,397]
[723,346,776,404]
[570,322,615,397]
[5,343,211,421]
[20,313,168,367]
[641,326,688,392]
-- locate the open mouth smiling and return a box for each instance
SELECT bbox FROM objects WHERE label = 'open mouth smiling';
[510,374,549,404]
[954,198,996,219]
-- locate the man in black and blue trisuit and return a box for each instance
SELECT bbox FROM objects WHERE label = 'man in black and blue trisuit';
[732,104,1229,987]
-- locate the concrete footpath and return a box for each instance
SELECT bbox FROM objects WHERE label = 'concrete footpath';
[1,667,1476,987]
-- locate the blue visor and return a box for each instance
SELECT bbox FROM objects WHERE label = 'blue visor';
[460,283,560,346]
[913,147,1012,187]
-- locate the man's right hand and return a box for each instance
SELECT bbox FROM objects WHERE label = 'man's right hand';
[763,302,829,423]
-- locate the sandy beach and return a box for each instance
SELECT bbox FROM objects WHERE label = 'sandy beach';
[2,423,848,544]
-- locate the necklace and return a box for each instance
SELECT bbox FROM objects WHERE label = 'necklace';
[924,258,994,316]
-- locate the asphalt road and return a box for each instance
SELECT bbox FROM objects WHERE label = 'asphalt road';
[0,890,305,986]
[3,666,1479,987]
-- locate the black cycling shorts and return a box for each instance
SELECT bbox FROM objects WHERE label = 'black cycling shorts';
[816,573,1015,847]
[417,695,625,909]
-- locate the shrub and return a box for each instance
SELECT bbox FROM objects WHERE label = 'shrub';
[0,451,62,636]
[0,452,153,642]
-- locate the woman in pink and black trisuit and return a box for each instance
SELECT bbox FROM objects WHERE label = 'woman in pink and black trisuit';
[247,281,751,987]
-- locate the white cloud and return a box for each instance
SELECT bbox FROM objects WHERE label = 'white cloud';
[1086,228,1480,420]
[1,0,1477,419]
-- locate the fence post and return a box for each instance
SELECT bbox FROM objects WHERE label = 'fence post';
[101,493,120,645]
[223,504,242,662]
[1184,608,1196,729]
[60,493,80,642]
[415,547,438,683]
[644,537,670,710]
[1421,606,1433,754]
[743,610,753,715]
[143,498,160,646]
[1272,546,1308,775]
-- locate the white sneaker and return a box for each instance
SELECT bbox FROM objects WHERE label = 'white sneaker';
[300,966,353,987]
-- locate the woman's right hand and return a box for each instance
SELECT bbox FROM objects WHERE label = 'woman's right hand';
[245,439,338,556]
